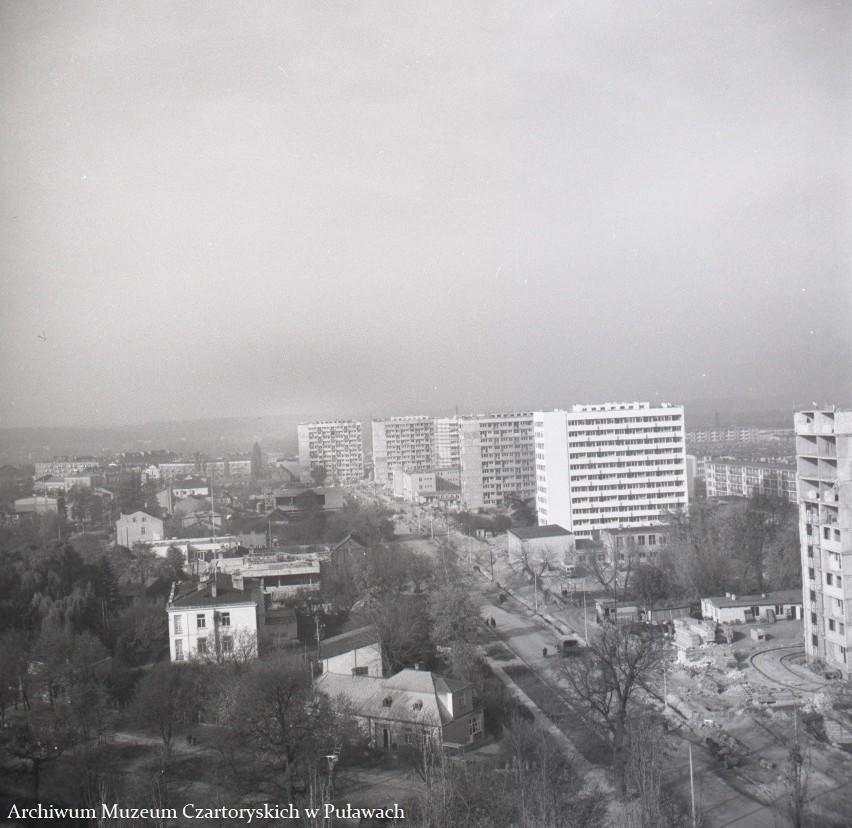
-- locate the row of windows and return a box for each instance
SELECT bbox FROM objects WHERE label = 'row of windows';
[173,612,230,634]
[174,635,234,661]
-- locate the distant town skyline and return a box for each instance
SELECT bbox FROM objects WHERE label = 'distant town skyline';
[1,2,849,429]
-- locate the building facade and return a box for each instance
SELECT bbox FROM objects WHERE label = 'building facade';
[297,421,364,484]
[534,402,688,538]
[167,574,261,662]
[704,460,797,503]
[797,409,852,678]
[372,416,435,486]
[459,413,536,510]
[116,511,165,547]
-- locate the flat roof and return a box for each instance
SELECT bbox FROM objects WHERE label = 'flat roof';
[509,525,571,540]
[703,589,802,609]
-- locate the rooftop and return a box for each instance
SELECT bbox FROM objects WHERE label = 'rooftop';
[509,524,571,540]
[169,573,256,609]
[319,625,380,660]
[703,589,803,609]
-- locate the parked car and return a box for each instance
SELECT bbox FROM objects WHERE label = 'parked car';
[561,639,582,657]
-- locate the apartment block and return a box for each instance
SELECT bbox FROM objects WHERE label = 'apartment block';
[534,402,688,538]
[297,421,364,484]
[459,413,536,510]
[705,460,797,503]
[797,409,852,678]
[434,416,461,468]
[372,416,435,486]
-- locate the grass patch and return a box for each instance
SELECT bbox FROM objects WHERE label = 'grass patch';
[503,664,610,765]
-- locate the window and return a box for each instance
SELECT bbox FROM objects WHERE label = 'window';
[809,568,815,581]
[827,574,834,586]
[141,527,145,535]
[222,636,233,654]
[470,716,482,736]
[352,666,369,676]
[197,638,207,655]
[174,615,183,635]
[811,612,817,625]
[838,576,843,588]
[197,614,206,629]
[648,535,657,546]
[219,612,231,627]
[811,634,819,648]
[829,619,836,632]
[175,640,184,662]
[638,536,646,546]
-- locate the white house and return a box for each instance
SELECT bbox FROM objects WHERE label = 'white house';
[167,573,262,662]
[319,625,384,677]
[115,511,164,547]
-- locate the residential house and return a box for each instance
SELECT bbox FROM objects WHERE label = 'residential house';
[316,667,484,751]
[167,573,263,662]
[329,534,368,581]
[115,511,164,547]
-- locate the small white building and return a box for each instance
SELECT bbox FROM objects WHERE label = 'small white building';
[319,625,384,677]
[115,511,164,547]
[701,589,803,624]
[507,524,575,566]
[167,573,262,662]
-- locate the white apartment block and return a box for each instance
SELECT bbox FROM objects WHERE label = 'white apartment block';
[534,402,688,538]
[372,416,435,486]
[705,460,797,504]
[459,413,536,510]
[434,416,461,468]
[797,409,852,678]
[297,421,364,484]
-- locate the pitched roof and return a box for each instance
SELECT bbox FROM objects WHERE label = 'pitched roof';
[316,668,467,727]
[508,524,571,540]
[319,625,380,660]
[169,573,256,609]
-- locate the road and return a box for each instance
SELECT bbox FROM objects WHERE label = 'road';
[358,488,779,827]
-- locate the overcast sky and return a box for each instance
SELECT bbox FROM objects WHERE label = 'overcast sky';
[1,1,849,429]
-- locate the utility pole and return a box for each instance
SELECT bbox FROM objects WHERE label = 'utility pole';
[689,742,696,828]
[583,584,588,640]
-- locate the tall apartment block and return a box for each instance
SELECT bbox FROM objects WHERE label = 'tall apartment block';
[796,409,852,678]
[459,413,536,510]
[534,402,688,538]
[434,416,461,468]
[372,416,435,485]
[297,421,364,484]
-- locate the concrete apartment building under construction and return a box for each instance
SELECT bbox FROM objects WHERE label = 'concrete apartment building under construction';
[797,408,852,678]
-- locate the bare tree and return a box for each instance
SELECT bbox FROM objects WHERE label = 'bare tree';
[623,711,700,828]
[558,622,664,796]
[778,713,812,828]
[588,537,641,605]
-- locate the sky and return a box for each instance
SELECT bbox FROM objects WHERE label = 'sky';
[1,1,850,429]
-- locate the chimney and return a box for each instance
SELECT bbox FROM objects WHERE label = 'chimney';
[730,594,736,601]
[211,579,217,598]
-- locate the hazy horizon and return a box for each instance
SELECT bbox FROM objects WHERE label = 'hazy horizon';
[2,2,850,430]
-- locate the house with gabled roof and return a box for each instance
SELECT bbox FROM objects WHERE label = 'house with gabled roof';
[316,667,483,752]
[319,625,383,677]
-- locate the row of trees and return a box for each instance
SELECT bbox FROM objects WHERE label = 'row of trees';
[575,494,801,609]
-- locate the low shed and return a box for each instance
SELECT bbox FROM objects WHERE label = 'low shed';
[700,590,803,624]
